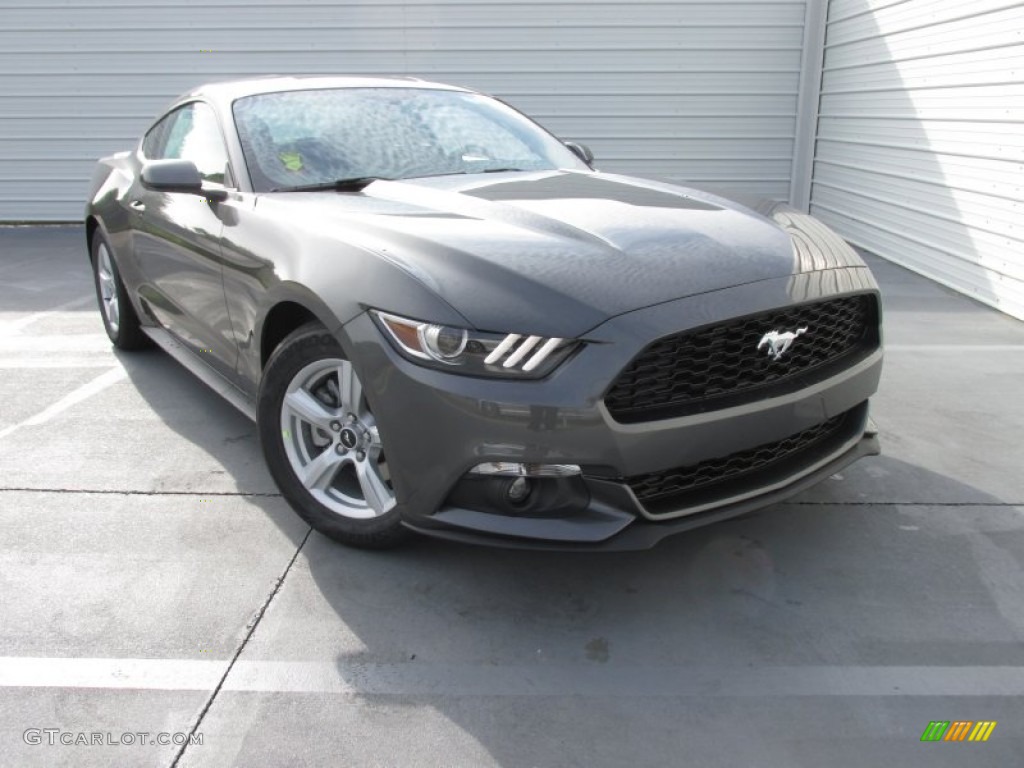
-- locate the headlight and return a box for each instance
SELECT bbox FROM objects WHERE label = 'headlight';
[371,310,579,378]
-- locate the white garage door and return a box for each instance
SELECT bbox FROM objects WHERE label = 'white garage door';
[810,0,1024,320]
[0,0,808,221]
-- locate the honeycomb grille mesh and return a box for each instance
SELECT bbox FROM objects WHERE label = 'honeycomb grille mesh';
[627,413,848,508]
[605,294,877,422]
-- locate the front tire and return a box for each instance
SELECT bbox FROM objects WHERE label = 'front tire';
[90,230,149,350]
[258,323,406,549]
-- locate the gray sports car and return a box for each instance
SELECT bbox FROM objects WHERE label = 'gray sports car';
[85,76,882,550]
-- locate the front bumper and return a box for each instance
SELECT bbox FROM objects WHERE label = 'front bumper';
[341,267,883,550]
[406,429,879,551]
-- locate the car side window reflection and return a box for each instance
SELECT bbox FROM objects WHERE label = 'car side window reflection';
[142,103,230,185]
[142,112,175,159]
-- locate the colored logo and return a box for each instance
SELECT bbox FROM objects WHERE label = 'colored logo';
[920,721,997,742]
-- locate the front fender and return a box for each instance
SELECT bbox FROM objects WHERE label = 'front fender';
[225,198,470,389]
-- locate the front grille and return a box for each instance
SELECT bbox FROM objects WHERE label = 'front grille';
[627,408,859,517]
[605,294,878,423]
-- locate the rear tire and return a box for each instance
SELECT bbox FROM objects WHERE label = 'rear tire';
[90,230,150,350]
[258,322,407,549]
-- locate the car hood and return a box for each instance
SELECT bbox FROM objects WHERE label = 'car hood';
[261,170,861,338]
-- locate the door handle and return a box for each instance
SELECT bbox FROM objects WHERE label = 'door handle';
[129,199,146,213]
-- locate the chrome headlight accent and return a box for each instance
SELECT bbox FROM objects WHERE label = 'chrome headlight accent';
[371,310,579,378]
[484,333,569,372]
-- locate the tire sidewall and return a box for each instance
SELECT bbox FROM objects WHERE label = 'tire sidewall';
[258,324,406,547]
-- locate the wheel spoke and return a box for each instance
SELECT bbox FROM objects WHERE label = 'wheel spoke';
[357,458,395,516]
[337,361,362,414]
[365,424,382,450]
[279,356,395,522]
[96,248,119,331]
[284,388,338,430]
[299,447,344,491]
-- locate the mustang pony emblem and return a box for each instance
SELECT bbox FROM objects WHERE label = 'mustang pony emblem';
[757,327,808,361]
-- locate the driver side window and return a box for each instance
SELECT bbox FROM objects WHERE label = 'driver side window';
[142,103,230,185]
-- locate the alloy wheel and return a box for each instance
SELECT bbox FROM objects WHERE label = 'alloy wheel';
[96,244,120,334]
[279,358,396,519]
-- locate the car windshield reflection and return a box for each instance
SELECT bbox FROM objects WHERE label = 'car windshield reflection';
[232,87,586,192]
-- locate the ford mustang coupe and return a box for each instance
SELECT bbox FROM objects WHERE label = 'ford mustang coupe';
[86,76,882,550]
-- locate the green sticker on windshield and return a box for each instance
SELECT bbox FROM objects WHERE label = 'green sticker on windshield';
[279,151,304,171]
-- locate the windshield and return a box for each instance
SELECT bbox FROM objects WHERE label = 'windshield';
[232,87,588,192]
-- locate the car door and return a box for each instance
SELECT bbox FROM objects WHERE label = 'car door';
[128,101,237,377]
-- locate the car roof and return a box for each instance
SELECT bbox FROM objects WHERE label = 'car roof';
[181,75,472,104]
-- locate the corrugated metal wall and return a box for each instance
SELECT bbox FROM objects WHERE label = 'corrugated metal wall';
[810,0,1024,320]
[0,0,808,221]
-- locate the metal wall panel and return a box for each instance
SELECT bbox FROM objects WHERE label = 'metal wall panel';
[811,0,1024,319]
[0,0,807,220]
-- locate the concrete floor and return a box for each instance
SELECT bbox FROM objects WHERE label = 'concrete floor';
[0,225,1022,767]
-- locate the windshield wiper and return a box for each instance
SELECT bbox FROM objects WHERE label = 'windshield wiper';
[270,176,386,193]
[269,168,529,192]
[389,168,530,183]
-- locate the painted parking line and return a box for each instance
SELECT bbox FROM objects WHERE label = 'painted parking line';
[0,657,225,691]
[0,333,114,354]
[0,358,117,369]
[0,295,96,333]
[0,366,126,439]
[224,661,1024,697]
[1,657,1022,697]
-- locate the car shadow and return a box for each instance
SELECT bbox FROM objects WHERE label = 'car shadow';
[110,341,1024,764]
[266,450,1015,765]
[294,454,1023,764]
[94,221,1023,764]
[114,344,307,548]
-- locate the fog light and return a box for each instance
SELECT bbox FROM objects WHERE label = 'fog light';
[506,476,532,504]
[469,462,581,477]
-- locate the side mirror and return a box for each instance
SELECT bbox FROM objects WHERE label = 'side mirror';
[141,160,227,200]
[564,141,594,166]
